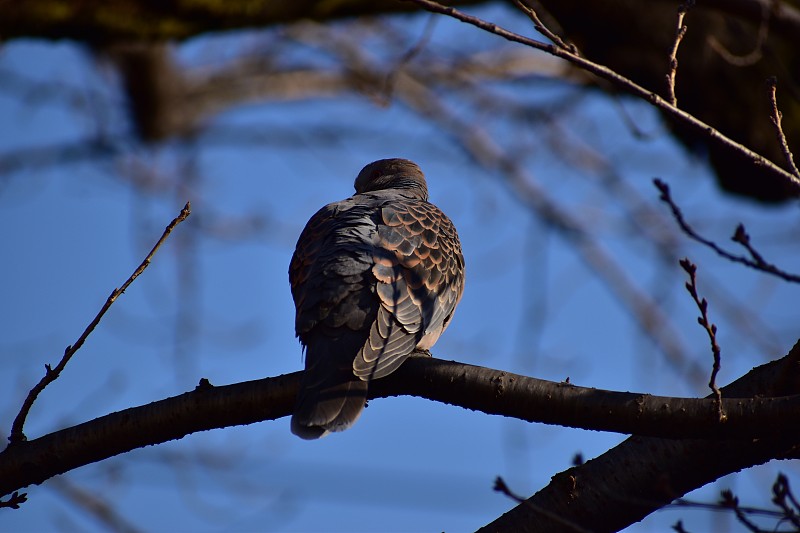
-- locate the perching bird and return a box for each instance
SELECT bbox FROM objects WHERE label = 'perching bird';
[289,158,465,439]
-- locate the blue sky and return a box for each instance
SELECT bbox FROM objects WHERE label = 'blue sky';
[1,4,798,532]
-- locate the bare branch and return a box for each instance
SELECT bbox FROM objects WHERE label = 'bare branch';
[3,351,800,499]
[494,477,526,503]
[720,489,767,533]
[672,475,800,531]
[672,497,786,520]
[0,492,27,510]
[478,340,800,532]
[679,259,725,420]
[494,476,593,533]
[766,77,800,179]
[771,474,800,528]
[654,179,800,283]
[666,2,692,106]
[512,0,576,53]
[402,0,800,193]
[8,202,192,445]
[672,520,691,533]
[673,490,796,533]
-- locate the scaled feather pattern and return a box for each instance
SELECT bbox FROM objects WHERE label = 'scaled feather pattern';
[289,158,465,439]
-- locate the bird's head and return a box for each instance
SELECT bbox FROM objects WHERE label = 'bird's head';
[354,158,429,201]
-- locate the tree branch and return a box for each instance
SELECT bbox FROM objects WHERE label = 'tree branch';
[665,1,691,106]
[654,179,800,283]
[8,202,191,445]
[2,348,800,499]
[402,0,800,194]
[679,258,724,417]
[0,373,299,499]
[766,76,800,179]
[479,340,800,532]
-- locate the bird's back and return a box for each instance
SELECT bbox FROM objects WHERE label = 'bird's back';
[289,159,464,439]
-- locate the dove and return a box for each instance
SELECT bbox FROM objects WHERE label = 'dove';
[289,158,465,439]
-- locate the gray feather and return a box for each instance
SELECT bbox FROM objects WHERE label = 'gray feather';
[288,159,465,438]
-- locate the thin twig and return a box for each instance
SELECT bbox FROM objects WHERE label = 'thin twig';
[720,490,768,533]
[494,476,526,503]
[401,0,800,193]
[654,179,800,283]
[676,474,800,531]
[781,475,800,516]
[766,76,800,179]
[672,520,691,533]
[672,496,787,519]
[679,258,725,421]
[493,476,593,533]
[513,0,576,53]
[7,202,192,445]
[0,491,27,509]
[666,2,692,106]
[731,224,768,266]
[772,474,800,528]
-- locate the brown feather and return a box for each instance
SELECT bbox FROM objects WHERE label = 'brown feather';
[289,159,464,438]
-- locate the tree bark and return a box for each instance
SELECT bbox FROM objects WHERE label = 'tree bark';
[2,343,799,525]
[479,340,800,532]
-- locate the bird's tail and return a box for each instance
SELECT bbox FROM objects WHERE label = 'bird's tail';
[291,343,368,440]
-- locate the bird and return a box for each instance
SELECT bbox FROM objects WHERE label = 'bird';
[289,158,465,439]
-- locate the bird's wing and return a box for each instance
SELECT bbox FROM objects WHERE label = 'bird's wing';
[353,198,465,380]
[290,199,376,337]
[289,197,377,438]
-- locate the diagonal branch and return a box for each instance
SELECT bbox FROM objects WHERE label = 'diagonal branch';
[654,179,800,283]
[8,202,191,445]
[512,0,576,53]
[479,340,800,533]
[402,0,800,194]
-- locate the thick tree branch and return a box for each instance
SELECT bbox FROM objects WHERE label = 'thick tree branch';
[480,340,800,533]
[482,433,798,533]
[0,373,299,499]
[2,348,799,499]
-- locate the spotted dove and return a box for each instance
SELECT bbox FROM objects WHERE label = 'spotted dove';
[289,158,465,439]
